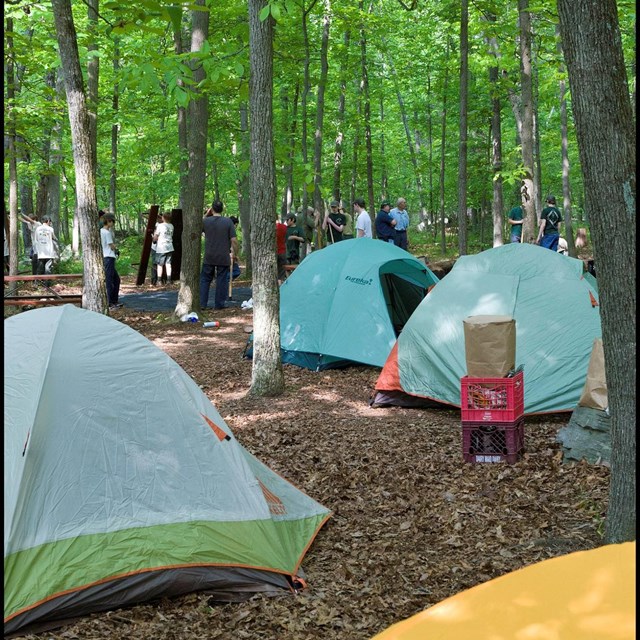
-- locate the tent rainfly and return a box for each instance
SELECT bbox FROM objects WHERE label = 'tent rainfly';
[373,243,602,414]
[4,305,331,635]
[371,542,635,640]
[276,238,439,370]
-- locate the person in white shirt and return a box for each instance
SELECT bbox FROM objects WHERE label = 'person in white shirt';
[34,216,58,275]
[20,213,42,274]
[354,198,372,238]
[101,214,122,308]
[152,212,174,286]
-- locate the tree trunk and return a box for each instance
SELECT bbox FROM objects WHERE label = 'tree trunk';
[333,30,350,203]
[557,26,576,257]
[46,70,65,240]
[438,39,451,253]
[174,24,189,211]
[52,0,107,313]
[87,0,99,197]
[360,0,375,229]
[313,0,331,217]
[457,0,469,256]
[6,18,19,285]
[300,1,316,213]
[518,0,536,243]
[557,0,636,543]
[426,68,434,224]
[280,85,298,218]
[109,38,120,218]
[380,95,387,199]
[248,0,284,396]
[237,100,251,272]
[485,18,504,247]
[176,0,209,318]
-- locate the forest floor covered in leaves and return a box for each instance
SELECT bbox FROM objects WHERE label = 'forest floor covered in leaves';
[13,276,610,640]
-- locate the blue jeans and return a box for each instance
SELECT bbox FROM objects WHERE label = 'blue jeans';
[394,230,408,250]
[540,234,559,251]
[200,263,230,309]
[510,233,522,243]
[103,257,120,304]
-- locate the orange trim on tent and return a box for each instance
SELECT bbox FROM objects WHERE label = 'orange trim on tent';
[5,559,306,624]
[201,414,231,441]
[375,342,402,391]
[589,290,599,307]
[258,479,288,516]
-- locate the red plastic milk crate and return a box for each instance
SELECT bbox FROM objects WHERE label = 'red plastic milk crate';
[462,418,525,464]
[460,370,524,423]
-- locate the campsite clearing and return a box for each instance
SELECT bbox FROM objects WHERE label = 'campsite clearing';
[7,279,610,640]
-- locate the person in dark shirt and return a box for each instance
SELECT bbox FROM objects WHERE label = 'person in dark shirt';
[323,200,346,244]
[375,201,397,243]
[536,195,562,251]
[285,214,305,264]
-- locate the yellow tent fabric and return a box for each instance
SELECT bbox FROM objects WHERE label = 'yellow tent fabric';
[372,542,635,640]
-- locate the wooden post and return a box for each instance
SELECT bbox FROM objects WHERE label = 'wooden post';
[136,204,159,285]
[170,208,183,281]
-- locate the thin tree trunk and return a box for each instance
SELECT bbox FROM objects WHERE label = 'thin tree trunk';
[485,18,504,247]
[333,30,350,203]
[439,39,451,253]
[174,22,189,211]
[313,0,331,219]
[87,0,99,197]
[558,0,636,543]
[6,18,19,286]
[360,0,375,229]
[457,0,469,256]
[248,0,284,396]
[109,38,120,218]
[518,0,536,242]
[350,83,362,208]
[426,68,434,224]
[176,0,209,317]
[557,26,576,256]
[237,100,251,272]
[52,0,107,312]
[380,95,387,198]
[210,136,220,202]
[281,83,299,218]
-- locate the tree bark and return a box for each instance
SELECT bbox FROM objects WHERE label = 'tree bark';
[109,38,120,219]
[237,100,251,272]
[6,18,19,286]
[176,0,209,317]
[557,0,636,543]
[312,0,331,218]
[438,39,451,253]
[457,0,469,256]
[248,0,284,396]
[174,23,189,211]
[51,0,107,313]
[333,30,350,203]
[518,0,536,243]
[556,26,576,256]
[360,0,375,229]
[87,0,99,197]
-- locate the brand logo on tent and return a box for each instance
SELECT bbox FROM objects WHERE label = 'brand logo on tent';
[258,480,287,515]
[345,276,373,286]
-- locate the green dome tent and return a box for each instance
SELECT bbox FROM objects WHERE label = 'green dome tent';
[4,306,330,635]
[373,243,601,414]
[277,239,439,370]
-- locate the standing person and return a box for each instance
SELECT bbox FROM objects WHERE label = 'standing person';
[389,198,410,249]
[285,214,305,264]
[4,225,8,273]
[34,216,58,275]
[375,201,397,244]
[507,203,524,243]
[20,213,40,274]
[341,205,355,240]
[200,200,238,310]
[101,214,122,308]
[276,218,288,284]
[354,198,372,238]
[536,195,562,251]
[323,200,346,244]
[153,211,174,285]
[300,206,316,259]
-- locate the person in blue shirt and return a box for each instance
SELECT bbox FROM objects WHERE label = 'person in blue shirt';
[375,201,396,244]
[389,198,410,250]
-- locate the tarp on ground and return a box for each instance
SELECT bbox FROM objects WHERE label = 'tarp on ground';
[371,542,635,640]
[278,238,439,370]
[4,305,331,635]
[373,243,601,414]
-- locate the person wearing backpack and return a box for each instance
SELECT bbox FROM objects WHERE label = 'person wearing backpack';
[536,195,562,251]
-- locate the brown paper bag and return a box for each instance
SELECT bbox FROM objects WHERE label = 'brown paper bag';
[463,315,516,378]
[578,338,608,410]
